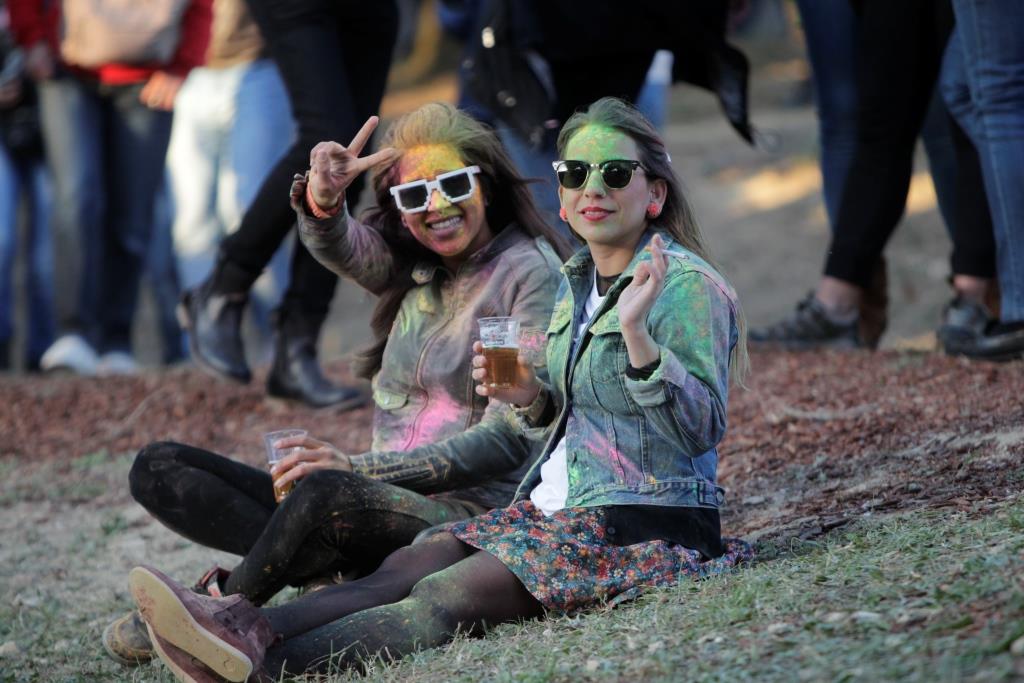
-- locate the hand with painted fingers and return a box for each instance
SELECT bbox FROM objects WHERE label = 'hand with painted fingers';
[471,340,542,408]
[269,434,352,490]
[618,233,669,368]
[308,116,400,210]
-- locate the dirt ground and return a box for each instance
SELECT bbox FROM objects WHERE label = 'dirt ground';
[2,30,1023,681]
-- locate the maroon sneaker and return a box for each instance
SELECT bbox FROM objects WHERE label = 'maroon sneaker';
[129,565,277,682]
[147,624,222,683]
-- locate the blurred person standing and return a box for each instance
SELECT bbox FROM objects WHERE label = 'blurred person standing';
[8,0,213,375]
[178,0,398,409]
[941,1,1024,361]
[0,4,53,371]
[449,1,752,229]
[167,0,294,346]
[751,0,998,352]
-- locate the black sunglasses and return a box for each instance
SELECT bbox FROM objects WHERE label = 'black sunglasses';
[551,159,644,190]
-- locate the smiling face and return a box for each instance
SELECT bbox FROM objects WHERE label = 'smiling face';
[558,125,665,258]
[396,143,492,268]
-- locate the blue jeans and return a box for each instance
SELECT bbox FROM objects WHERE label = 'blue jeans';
[496,123,570,243]
[942,0,1024,322]
[167,59,294,333]
[146,179,186,363]
[796,0,860,230]
[0,146,55,366]
[37,76,173,352]
[635,51,674,133]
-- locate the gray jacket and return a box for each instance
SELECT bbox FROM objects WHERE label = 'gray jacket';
[293,176,563,508]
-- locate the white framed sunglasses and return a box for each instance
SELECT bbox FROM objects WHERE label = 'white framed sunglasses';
[389,165,482,214]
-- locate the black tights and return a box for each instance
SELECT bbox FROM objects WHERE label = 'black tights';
[260,533,544,678]
[129,442,483,605]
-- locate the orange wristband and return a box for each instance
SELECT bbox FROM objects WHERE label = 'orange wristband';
[305,182,342,219]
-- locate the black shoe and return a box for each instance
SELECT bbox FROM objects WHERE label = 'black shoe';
[956,320,1024,362]
[937,296,993,356]
[176,270,252,384]
[749,293,863,350]
[266,309,367,410]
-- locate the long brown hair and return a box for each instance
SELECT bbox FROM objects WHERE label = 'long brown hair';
[354,102,572,379]
[556,97,749,383]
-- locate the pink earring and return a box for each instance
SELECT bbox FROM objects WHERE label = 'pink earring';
[646,202,661,219]
[559,207,568,222]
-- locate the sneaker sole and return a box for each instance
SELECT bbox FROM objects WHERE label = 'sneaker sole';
[148,623,218,683]
[101,617,153,667]
[129,567,253,682]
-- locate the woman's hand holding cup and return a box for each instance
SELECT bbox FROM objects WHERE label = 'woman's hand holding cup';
[268,433,352,497]
[471,340,542,407]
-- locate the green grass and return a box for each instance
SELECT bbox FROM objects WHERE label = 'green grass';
[0,451,132,506]
[337,499,1024,683]
[2,496,1022,682]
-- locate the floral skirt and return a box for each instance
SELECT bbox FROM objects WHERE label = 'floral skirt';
[446,500,753,613]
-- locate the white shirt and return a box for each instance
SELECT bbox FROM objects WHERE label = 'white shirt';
[529,273,606,515]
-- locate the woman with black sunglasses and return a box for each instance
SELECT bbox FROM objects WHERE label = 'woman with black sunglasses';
[102,102,571,667]
[126,98,751,682]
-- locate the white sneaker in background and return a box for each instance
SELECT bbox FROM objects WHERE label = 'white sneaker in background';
[40,334,99,375]
[97,351,140,376]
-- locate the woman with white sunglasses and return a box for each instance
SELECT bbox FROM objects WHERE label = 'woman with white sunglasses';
[102,103,571,667]
[127,98,751,683]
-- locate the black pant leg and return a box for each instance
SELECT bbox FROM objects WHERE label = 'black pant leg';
[277,0,399,319]
[824,0,953,288]
[948,115,998,278]
[223,469,481,605]
[129,441,276,556]
[224,0,398,316]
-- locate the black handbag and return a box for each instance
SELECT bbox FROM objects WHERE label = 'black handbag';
[462,0,557,149]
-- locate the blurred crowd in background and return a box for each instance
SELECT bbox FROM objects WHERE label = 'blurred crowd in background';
[1,0,1021,406]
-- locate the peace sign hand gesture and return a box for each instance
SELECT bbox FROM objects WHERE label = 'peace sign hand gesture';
[308,116,399,210]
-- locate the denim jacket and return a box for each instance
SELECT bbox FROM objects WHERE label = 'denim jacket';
[292,176,563,508]
[512,230,738,509]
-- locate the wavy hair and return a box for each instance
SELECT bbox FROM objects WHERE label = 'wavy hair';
[556,97,748,383]
[354,102,572,379]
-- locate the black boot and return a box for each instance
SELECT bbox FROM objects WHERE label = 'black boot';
[266,308,366,410]
[176,255,256,384]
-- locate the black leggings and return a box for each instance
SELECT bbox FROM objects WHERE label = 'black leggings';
[129,442,484,605]
[221,0,397,319]
[257,532,544,678]
[824,0,996,287]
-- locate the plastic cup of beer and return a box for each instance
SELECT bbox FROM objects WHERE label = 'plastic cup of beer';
[478,317,519,388]
[263,429,308,503]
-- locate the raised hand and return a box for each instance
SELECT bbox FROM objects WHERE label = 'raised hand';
[471,341,542,407]
[617,233,668,368]
[269,434,352,490]
[308,116,399,209]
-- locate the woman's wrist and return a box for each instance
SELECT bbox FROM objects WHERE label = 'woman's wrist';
[304,181,343,218]
[620,325,660,368]
[511,382,543,409]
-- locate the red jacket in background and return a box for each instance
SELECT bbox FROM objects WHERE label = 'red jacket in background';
[7,0,212,83]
